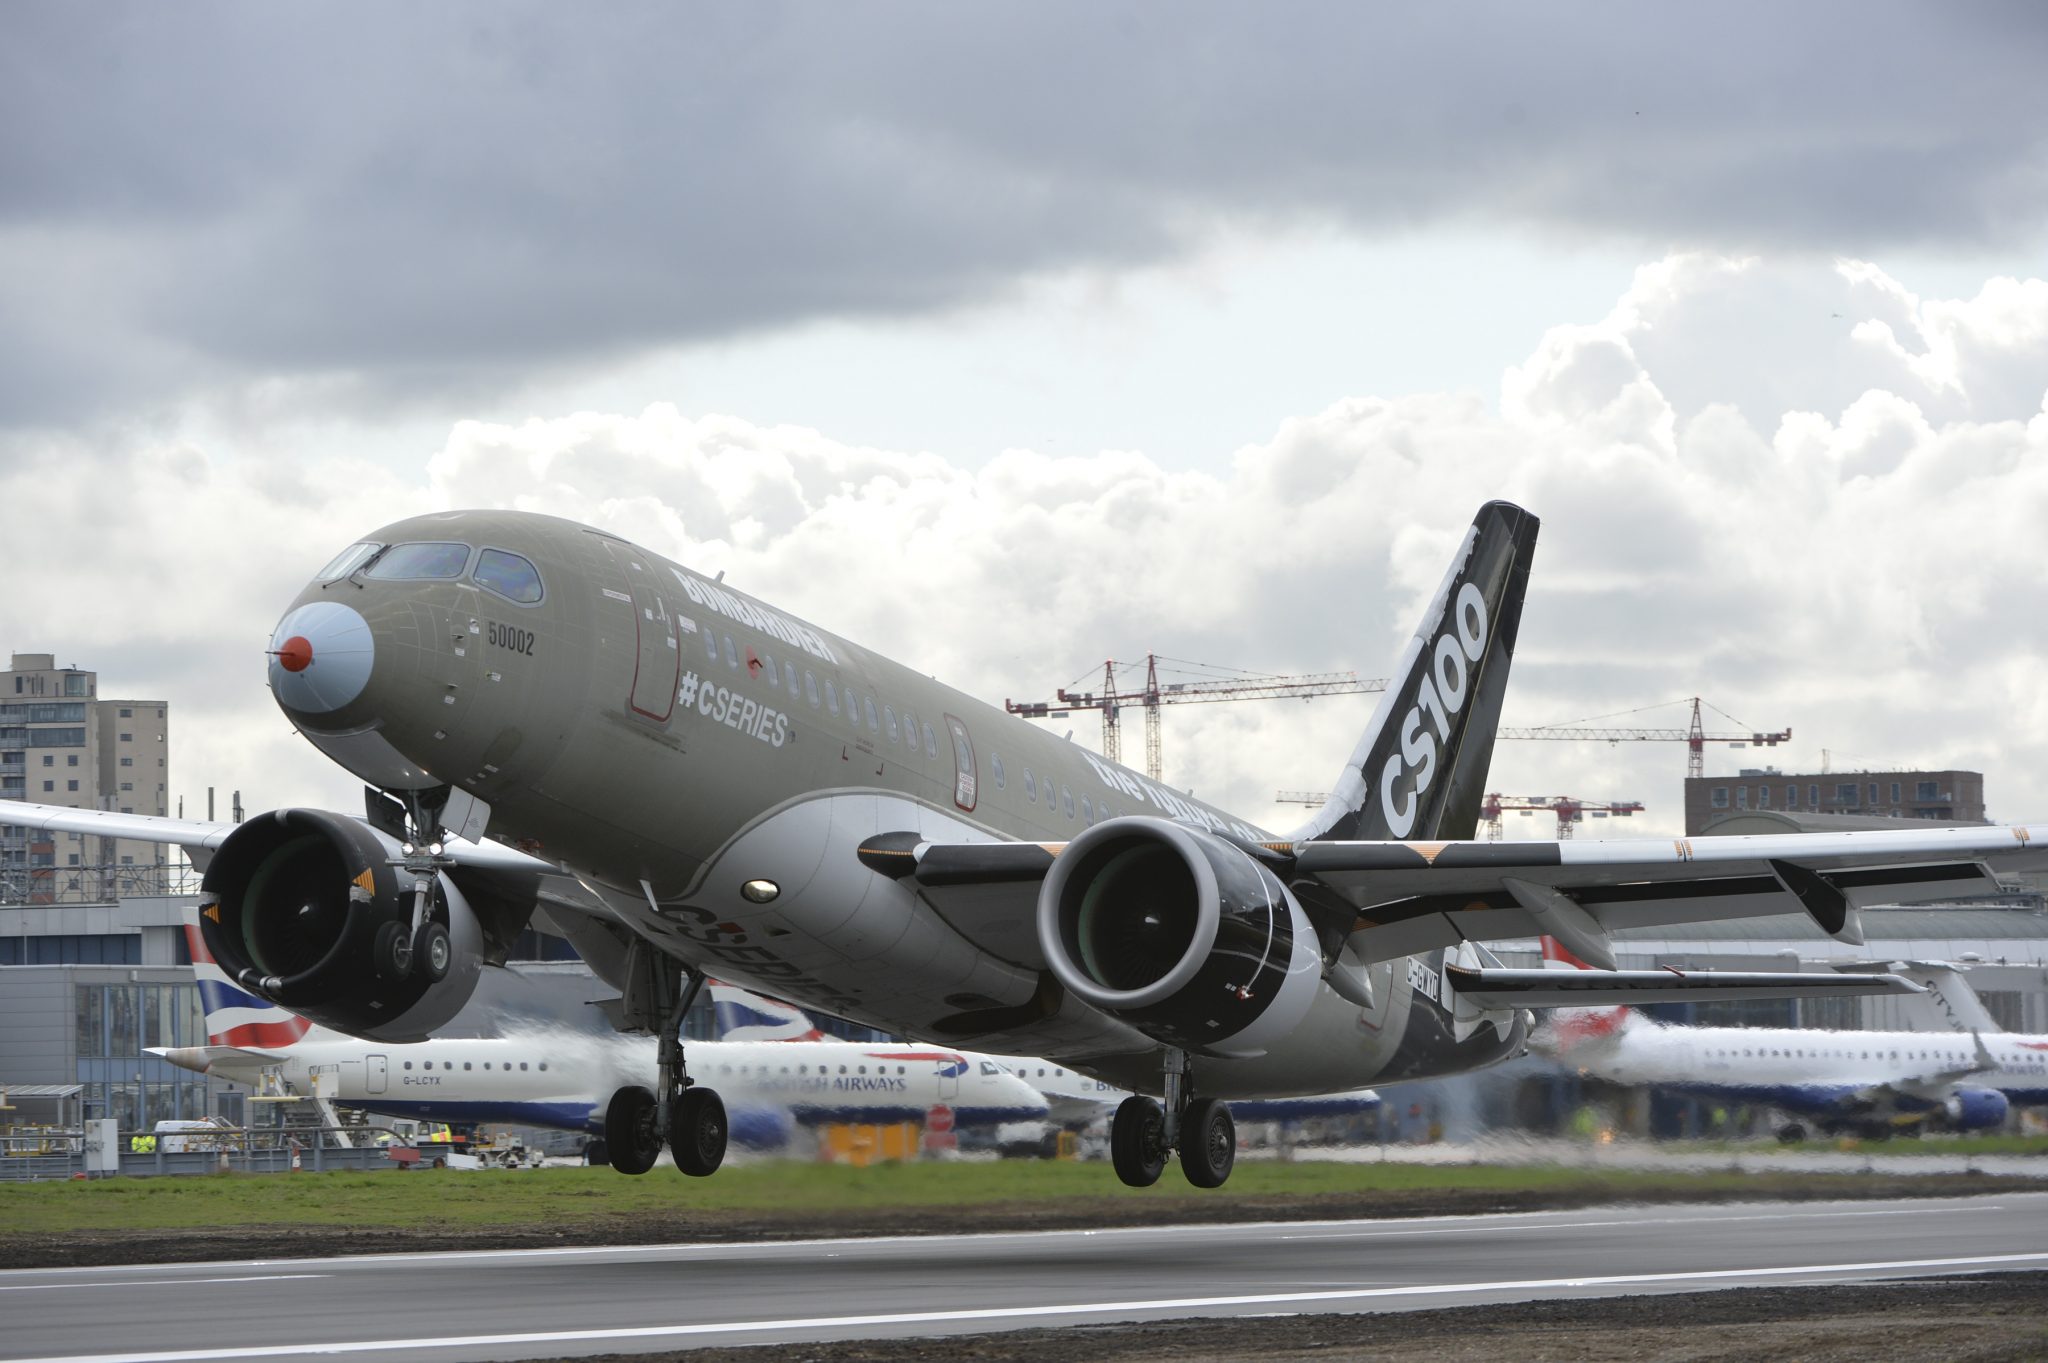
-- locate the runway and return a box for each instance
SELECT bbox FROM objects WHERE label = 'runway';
[4,1193,2046,1363]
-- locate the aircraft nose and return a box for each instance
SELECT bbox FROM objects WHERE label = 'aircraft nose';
[268,600,376,715]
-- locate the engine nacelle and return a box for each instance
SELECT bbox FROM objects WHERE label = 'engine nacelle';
[1944,1086,2010,1130]
[1036,817,1322,1058]
[197,808,487,1042]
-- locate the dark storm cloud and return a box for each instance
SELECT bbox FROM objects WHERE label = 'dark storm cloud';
[3,1,2045,422]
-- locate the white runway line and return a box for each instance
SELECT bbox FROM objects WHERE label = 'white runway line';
[8,1250,2048,1363]
[0,1274,329,1293]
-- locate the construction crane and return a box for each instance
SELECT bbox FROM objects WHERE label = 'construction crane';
[1499,696,1790,779]
[1006,655,1386,782]
[1275,791,1645,839]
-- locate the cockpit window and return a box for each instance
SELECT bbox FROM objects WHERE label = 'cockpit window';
[475,548,544,604]
[364,542,472,580]
[316,542,383,581]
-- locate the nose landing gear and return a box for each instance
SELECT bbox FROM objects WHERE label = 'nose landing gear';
[602,954,728,1178]
[1109,1052,1236,1190]
[370,786,462,984]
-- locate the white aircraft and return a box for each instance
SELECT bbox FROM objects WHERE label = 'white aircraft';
[21,499,2033,1189]
[1534,938,2048,1139]
[713,986,1382,1133]
[158,920,1047,1151]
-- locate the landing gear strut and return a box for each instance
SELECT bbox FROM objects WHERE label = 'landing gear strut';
[374,788,456,983]
[604,957,727,1178]
[1109,1052,1235,1190]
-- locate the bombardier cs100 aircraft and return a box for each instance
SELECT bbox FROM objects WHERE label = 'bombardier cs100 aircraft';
[19,501,2045,1189]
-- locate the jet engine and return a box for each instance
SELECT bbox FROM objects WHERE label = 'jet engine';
[1036,817,1322,1058]
[196,807,511,1042]
[1943,1087,2010,1131]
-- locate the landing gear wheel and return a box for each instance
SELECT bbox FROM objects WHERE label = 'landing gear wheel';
[415,920,451,983]
[1110,1096,1166,1188]
[672,1087,728,1177]
[605,1086,662,1176]
[374,920,412,981]
[1180,1097,1235,1189]
[1776,1123,1807,1144]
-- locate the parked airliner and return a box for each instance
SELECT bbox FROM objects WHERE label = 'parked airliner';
[711,986,1382,1131]
[23,499,2037,1189]
[157,920,1046,1149]
[1535,938,2048,1139]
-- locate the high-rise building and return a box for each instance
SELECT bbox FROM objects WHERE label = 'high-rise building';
[0,653,172,902]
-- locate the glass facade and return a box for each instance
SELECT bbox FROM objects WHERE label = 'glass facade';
[71,981,211,1127]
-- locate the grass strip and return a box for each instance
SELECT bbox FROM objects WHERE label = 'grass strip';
[1,1158,2033,1235]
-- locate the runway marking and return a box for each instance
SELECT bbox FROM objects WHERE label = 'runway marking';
[0,1274,328,1293]
[1275,1207,1947,1240]
[9,1251,2048,1362]
[3,1196,2021,1279]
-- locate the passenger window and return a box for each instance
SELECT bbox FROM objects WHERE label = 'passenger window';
[784,661,798,693]
[403,1061,412,1070]
[1041,776,1054,806]
[704,626,718,661]
[902,711,917,751]
[760,654,777,689]
[885,706,899,741]
[805,672,819,707]
[723,635,739,670]
[1061,786,1075,818]
[475,549,544,604]
[1081,796,1093,823]
[1023,767,1036,802]
[865,697,880,733]
[922,722,939,759]
[825,681,840,715]
[991,753,1006,790]
[365,542,471,580]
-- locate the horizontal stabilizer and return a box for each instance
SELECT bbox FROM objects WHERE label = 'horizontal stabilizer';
[1444,965,1921,1010]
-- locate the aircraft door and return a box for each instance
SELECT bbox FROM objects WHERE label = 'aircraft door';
[938,1059,962,1100]
[944,714,977,812]
[367,1054,388,1095]
[604,542,681,723]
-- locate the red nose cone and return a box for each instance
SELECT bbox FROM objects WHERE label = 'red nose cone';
[277,636,314,673]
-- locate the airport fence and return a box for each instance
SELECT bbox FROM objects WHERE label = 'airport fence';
[0,1126,403,1181]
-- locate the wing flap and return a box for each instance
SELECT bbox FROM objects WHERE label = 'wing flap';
[1444,964,1922,1009]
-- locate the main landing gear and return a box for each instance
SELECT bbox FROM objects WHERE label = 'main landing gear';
[604,962,728,1178]
[1110,1052,1235,1190]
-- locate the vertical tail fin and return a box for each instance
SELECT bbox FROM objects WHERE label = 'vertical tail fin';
[709,981,826,1041]
[181,905,314,1049]
[1296,501,1539,842]
[1889,962,2004,1034]
[1538,934,1630,1047]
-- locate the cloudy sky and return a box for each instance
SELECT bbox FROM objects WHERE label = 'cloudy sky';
[4,2,2047,836]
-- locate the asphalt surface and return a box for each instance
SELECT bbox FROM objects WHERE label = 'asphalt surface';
[4,1193,2045,1363]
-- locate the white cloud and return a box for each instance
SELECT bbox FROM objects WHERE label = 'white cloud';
[6,254,2048,835]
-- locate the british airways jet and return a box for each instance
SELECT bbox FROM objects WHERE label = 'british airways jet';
[159,923,1047,1150]
[20,500,2038,1190]
[1534,938,2048,1139]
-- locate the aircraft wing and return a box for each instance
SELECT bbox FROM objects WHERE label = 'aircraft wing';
[5,800,560,877]
[865,822,2048,974]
